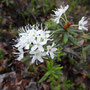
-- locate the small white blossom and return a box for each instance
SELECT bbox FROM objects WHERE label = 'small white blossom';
[37,30,50,44]
[30,50,46,64]
[16,48,24,61]
[46,43,57,59]
[78,16,88,31]
[52,5,69,24]
[31,37,45,52]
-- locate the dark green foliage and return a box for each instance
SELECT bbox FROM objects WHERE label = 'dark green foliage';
[39,59,74,90]
[63,32,69,44]
[60,78,74,90]
[0,0,56,28]
[77,84,86,90]
[0,50,4,59]
[39,59,63,83]
[68,36,79,46]
[82,45,90,60]
[76,0,90,5]
[39,59,63,89]
[45,21,60,30]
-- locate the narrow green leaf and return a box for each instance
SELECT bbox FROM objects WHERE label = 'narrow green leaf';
[52,74,59,79]
[39,71,51,83]
[68,30,77,37]
[22,55,31,62]
[63,33,68,44]
[55,66,63,70]
[50,59,54,68]
[82,48,86,60]
[69,36,80,46]
[73,30,83,33]
[84,45,90,51]
[82,34,90,40]
[46,61,50,69]
[82,45,90,60]
[52,29,64,34]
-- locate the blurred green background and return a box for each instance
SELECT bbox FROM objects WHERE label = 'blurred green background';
[0,0,90,30]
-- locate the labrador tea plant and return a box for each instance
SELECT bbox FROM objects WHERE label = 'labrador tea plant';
[13,4,89,90]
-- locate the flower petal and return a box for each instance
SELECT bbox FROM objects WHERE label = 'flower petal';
[31,45,37,51]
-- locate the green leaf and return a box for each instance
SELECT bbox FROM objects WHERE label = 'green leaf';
[55,85,61,90]
[0,50,4,59]
[82,34,90,40]
[39,71,51,83]
[68,30,77,37]
[68,55,75,64]
[53,29,64,33]
[46,61,51,69]
[84,45,90,51]
[22,55,31,62]
[52,74,59,79]
[50,59,54,68]
[55,66,63,70]
[82,45,90,60]
[69,36,80,46]
[73,30,83,33]
[82,48,86,60]
[45,21,59,29]
[63,33,69,44]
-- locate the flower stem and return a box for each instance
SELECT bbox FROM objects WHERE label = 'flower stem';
[64,13,68,23]
[60,17,66,23]
[71,25,79,27]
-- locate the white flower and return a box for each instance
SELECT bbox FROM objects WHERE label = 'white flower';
[30,50,46,64]
[16,48,24,61]
[15,26,37,50]
[37,30,50,40]
[78,16,88,31]
[46,43,57,59]
[15,35,31,50]
[31,37,45,52]
[14,25,39,61]
[31,28,50,52]
[52,5,69,24]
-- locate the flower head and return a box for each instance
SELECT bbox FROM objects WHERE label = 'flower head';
[14,24,51,64]
[52,5,69,24]
[46,43,57,59]
[78,16,88,31]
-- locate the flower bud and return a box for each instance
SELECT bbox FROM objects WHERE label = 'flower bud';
[67,21,71,27]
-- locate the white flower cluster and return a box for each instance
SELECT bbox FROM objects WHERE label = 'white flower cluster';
[52,5,69,24]
[14,25,57,64]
